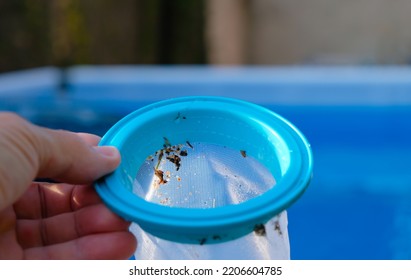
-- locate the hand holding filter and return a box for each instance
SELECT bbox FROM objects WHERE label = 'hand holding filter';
[95,96,313,245]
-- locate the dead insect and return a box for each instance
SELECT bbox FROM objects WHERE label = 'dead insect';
[199,238,207,245]
[274,221,283,236]
[179,150,188,156]
[154,169,168,185]
[240,150,247,158]
[253,224,266,236]
[186,141,194,149]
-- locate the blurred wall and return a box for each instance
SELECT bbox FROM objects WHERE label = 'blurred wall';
[2,0,411,72]
[206,0,249,65]
[249,0,411,65]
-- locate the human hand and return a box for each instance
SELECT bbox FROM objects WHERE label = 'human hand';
[0,113,137,259]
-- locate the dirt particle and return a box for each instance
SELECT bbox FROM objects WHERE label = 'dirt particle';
[186,141,194,149]
[274,221,283,235]
[166,154,181,171]
[154,169,168,185]
[174,112,186,121]
[254,224,266,236]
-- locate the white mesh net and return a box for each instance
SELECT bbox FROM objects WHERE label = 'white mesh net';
[130,141,290,259]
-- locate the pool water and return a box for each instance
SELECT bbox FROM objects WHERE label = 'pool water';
[280,105,411,260]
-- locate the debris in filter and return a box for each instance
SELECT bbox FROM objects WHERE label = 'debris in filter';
[154,150,164,170]
[166,154,181,171]
[253,224,266,236]
[212,235,221,241]
[135,141,276,210]
[163,137,172,148]
[160,197,171,205]
[199,238,207,245]
[174,112,187,122]
[154,169,168,185]
[151,138,194,185]
[274,221,283,236]
[240,150,247,158]
[186,141,193,149]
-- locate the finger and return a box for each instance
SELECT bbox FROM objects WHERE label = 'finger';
[0,113,120,210]
[38,133,103,184]
[16,204,130,248]
[76,133,101,146]
[0,207,23,260]
[23,232,137,260]
[35,127,120,183]
[13,183,101,219]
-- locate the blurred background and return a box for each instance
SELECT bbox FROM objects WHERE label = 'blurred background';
[2,0,411,260]
[3,0,411,71]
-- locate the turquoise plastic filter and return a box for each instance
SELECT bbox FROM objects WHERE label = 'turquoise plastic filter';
[95,96,313,244]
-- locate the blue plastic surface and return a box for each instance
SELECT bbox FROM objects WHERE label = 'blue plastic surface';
[2,66,411,259]
[95,96,313,244]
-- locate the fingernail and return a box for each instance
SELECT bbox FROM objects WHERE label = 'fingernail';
[95,146,120,158]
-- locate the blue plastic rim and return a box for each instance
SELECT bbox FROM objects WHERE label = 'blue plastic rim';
[95,96,313,244]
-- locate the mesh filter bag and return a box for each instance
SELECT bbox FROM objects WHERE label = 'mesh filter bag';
[131,142,289,259]
[95,97,313,259]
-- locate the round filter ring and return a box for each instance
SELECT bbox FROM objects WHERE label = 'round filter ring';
[95,96,313,244]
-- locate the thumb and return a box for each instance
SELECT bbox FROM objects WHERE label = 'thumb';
[0,113,120,210]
